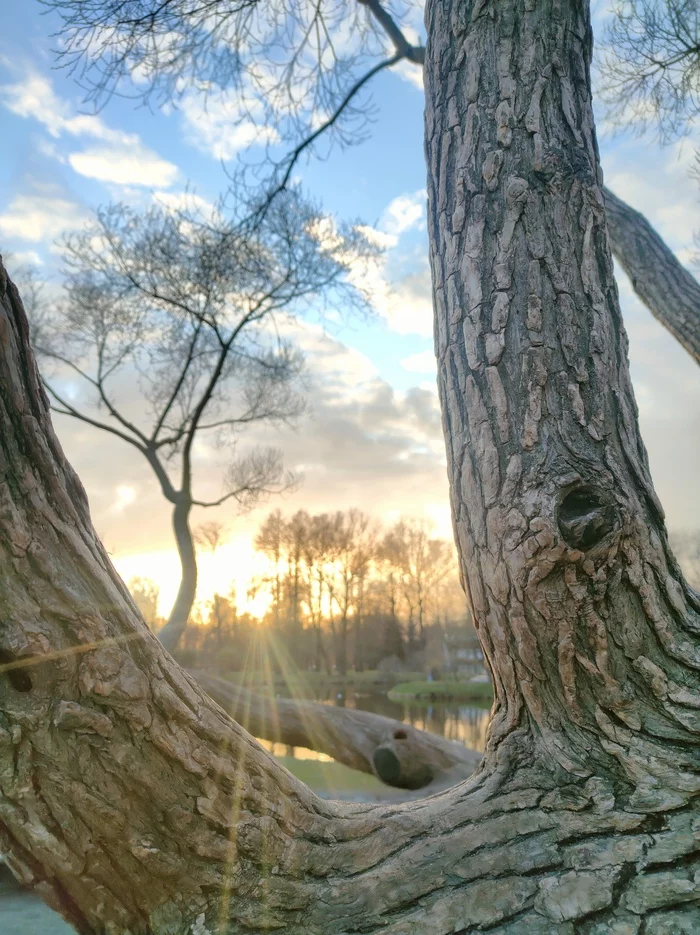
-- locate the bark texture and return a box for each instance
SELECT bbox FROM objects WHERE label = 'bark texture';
[604,186,700,366]
[1,1,700,932]
[193,671,480,790]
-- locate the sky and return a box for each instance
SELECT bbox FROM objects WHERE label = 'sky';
[0,1,698,618]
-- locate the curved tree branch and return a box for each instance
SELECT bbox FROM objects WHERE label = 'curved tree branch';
[262,53,404,214]
[45,383,148,453]
[357,0,425,65]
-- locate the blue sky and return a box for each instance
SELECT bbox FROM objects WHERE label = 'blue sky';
[1,1,698,613]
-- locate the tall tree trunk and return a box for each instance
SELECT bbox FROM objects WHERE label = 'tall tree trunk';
[604,186,700,365]
[1,2,700,932]
[157,500,197,653]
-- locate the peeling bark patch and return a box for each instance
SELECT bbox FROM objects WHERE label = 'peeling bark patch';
[0,649,32,692]
[557,487,617,550]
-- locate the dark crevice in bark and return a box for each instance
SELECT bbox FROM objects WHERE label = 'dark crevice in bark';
[0,650,32,692]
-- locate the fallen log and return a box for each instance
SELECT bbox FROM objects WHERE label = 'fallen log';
[191,671,482,790]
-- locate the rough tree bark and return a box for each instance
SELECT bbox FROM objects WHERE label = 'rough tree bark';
[603,187,700,365]
[1,2,700,934]
[192,671,480,790]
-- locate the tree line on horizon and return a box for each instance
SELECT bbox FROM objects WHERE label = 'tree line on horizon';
[129,508,474,676]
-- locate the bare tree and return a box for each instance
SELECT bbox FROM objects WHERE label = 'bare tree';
[253,508,286,628]
[299,511,332,672]
[34,191,372,651]
[127,576,162,630]
[251,509,460,671]
[319,509,377,675]
[206,590,238,657]
[194,520,228,554]
[390,518,455,645]
[599,0,700,142]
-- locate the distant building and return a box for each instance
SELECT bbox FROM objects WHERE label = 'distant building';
[441,623,485,679]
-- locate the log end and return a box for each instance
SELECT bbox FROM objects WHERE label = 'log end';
[373,741,434,790]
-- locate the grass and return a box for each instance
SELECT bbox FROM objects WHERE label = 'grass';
[223,669,426,693]
[387,679,493,702]
[276,756,389,799]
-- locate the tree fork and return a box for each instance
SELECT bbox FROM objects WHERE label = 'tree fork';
[1,0,700,932]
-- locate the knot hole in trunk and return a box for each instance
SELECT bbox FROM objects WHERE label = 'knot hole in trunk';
[557,485,618,550]
[0,649,33,692]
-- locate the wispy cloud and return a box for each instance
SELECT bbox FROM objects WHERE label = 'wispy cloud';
[0,189,88,242]
[180,85,279,160]
[68,147,177,187]
[380,190,426,237]
[0,69,178,189]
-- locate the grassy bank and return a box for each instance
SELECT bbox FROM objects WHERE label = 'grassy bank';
[223,669,425,694]
[388,679,493,703]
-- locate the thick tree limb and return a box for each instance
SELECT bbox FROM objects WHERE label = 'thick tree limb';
[358,0,425,64]
[604,186,700,365]
[192,671,481,790]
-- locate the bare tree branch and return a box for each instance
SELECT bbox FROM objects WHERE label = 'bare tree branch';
[45,383,148,453]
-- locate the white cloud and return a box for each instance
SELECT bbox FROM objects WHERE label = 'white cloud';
[401,349,436,373]
[9,249,43,266]
[394,59,424,90]
[279,318,378,394]
[347,252,434,337]
[1,71,133,145]
[153,190,215,216]
[180,87,279,160]
[355,224,398,250]
[0,193,88,242]
[380,190,426,236]
[68,147,178,188]
[316,190,434,338]
[0,69,178,189]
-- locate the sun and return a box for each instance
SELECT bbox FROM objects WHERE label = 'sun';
[111,536,270,619]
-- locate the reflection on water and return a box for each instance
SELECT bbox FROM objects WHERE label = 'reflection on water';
[256,685,491,763]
